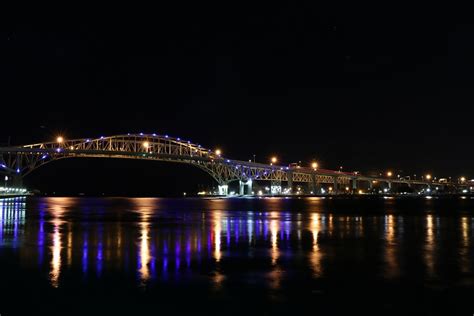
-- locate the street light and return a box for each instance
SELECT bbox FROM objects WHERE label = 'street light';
[143,141,149,149]
[271,156,277,165]
[311,162,318,170]
[215,149,222,156]
[57,136,64,143]
[426,174,432,181]
[460,176,466,183]
[387,171,393,177]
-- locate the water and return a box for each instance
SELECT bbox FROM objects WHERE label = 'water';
[1,196,474,315]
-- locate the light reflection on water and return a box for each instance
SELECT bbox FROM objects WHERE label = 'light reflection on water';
[1,196,474,292]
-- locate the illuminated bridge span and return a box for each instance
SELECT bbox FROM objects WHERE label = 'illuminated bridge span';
[0,133,455,195]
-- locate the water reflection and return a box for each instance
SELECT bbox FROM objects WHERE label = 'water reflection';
[270,216,279,265]
[425,214,436,278]
[0,197,473,291]
[50,219,61,288]
[384,214,399,279]
[213,211,222,263]
[0,197,26,247]
[310,213,322,277]
[460,217,470,273]
[138,221,151,283]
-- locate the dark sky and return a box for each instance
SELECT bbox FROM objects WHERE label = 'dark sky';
[1,8,473,194]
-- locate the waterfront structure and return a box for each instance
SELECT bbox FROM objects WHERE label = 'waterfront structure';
[0,134,468,195]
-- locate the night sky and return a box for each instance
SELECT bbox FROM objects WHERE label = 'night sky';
[1,8,473,195]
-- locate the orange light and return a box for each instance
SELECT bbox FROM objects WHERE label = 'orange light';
[56,136,64,143]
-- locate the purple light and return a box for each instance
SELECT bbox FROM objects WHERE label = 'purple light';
[187,141,191,144]
[100,136,104,139]
[140,133,144,136]
[86,139,91,142]
[56,148,61,153]
[41,155,47,159]
[286,167,289,170]
[165,135,169,138]
[153,133,157,136]
[177,137,181,141]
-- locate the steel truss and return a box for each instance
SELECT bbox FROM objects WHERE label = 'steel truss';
[0,133,438,188]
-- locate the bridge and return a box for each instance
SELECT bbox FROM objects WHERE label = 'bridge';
[0,133,466,195]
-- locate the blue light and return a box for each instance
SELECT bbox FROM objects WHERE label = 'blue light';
[140,133,144,136]
[226,159,230,163]
[16,168,20,173]
[41,155,47,159]
[286,167,289,170]
[153,133,157,136]
[177,137,181,141]
[165,135,169,138]
[0,164,5,168]
[56,148,61,153]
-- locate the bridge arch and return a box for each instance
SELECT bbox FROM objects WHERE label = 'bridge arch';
[0,134,241,186]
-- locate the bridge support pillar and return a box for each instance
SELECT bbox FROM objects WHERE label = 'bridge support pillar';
[218,184,228,196]
[310,174,317,195]
[247,179,253,195]
[333,177,338,194]
[287,172,293,195]
[239,179,253,195]
[352,178,357,194]
[270,180,282,195]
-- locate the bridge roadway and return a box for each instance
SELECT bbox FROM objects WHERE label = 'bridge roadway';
[0,133,459,195]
